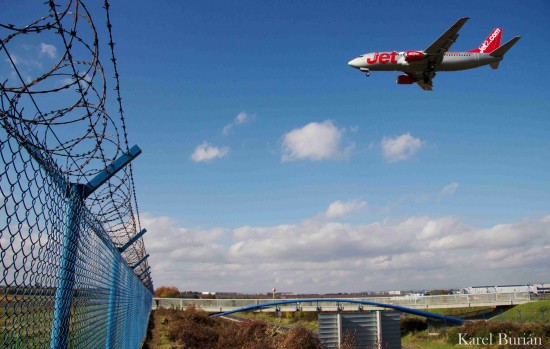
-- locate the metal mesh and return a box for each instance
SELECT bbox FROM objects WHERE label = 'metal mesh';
[1,1,152,347]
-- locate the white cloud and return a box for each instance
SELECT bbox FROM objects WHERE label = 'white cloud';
[222,125,232,135]
[4,44,56,83]
[142,209,550,293]
[235,111,251,124]
[381,133,423,163]
[191,141,229,162]
[438,182,459,200]
[326,200,367,218]
[223,111,255,135]
[281,120,354,162]
[40,43,57,58]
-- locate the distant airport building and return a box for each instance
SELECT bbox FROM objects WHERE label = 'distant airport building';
[270,292,294,298]
[461,283,550,295]
[390,293,425,301]
[201,291,239,296]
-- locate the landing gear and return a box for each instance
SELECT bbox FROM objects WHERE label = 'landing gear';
[423,72,435,84]
[360,68,370,77]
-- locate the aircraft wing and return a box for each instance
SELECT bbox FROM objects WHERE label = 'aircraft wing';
[406,73,433,91]
[416,79,433,91]
[411,17,469,91]
[425,17,469,56]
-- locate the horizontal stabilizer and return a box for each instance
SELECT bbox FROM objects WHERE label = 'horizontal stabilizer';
[490,61,500,69]
[490,36,521,57]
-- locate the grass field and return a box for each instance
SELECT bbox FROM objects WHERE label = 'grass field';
[490,300,550,323]
[402,333,457,349]
[412,306,497,319]
[142,310,174,349]
[0,296,53,347]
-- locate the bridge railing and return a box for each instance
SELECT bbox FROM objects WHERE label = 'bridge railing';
[153,292,531,311]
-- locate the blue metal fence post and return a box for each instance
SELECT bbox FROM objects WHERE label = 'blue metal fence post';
[122,266,133,348]
[107,227,147,349]
[106,255,120,349]
[121,269,128,348]
[50,183,86,349]
[78,146,142,349]
[118,228,147,254]
[131,254,149,270]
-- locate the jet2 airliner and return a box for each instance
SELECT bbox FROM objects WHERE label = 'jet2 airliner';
[347,17,521,90]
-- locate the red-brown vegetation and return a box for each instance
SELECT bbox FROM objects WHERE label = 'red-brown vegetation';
[154,286,181,298]
[447,321,550,348]
[148,306,321,349]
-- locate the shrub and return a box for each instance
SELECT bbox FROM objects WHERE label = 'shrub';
[167,320,220,348]
[165,306,221,348]
[447,321,550,348]
[280,325,321,349]
[150,307,324,349]
[401,317,427,335]
[339,329,358,349]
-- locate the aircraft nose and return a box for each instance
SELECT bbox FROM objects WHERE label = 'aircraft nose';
[348,57,362,69]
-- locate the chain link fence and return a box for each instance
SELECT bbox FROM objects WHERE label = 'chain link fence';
[1,1,152,347]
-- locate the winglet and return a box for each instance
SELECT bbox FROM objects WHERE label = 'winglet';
[489,36,521,57]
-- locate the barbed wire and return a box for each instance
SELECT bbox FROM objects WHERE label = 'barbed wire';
[0,0,151,288]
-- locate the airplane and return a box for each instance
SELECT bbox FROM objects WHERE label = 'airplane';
[347,17,521,90]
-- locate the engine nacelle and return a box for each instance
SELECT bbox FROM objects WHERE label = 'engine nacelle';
[396,75,414,85]
[405,50,425,62]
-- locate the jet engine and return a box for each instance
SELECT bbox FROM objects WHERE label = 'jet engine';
[405,50,425,62]
[396,75,414,84]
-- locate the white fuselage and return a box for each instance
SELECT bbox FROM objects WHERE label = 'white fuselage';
[348,51,502,73]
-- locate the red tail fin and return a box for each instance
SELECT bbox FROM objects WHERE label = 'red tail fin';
[468,28,502,53]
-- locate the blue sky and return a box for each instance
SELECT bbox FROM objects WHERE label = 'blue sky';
[2,0,550,293]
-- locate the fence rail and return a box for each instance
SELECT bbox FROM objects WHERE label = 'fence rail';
[1,1,152,348]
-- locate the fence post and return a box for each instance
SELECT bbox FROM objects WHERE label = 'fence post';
[81,147,143,348]
[122,267,132,348]
[111,228,147,348]
[132,254,150,270]
[106,255,121,349]
[49,183,86,349]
